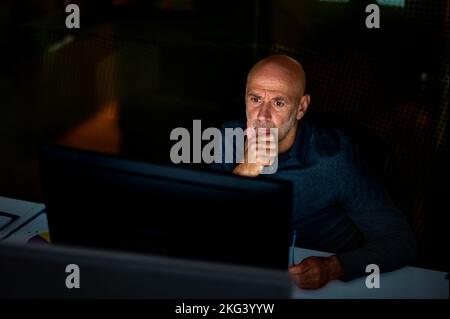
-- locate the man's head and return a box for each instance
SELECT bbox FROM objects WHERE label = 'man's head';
[245,55,310,152]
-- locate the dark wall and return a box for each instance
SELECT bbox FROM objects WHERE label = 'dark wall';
[265,0,449,271]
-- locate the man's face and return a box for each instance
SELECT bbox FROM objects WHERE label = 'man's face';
[245,66,301,142]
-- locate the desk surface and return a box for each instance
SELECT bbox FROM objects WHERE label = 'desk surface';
[291,247,448,299]
[1,196,448,299]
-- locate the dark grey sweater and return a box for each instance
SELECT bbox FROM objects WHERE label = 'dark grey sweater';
[210,118,417,281]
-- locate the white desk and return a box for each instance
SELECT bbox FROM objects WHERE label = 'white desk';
[1,196,448,299]
[290,247,448,299]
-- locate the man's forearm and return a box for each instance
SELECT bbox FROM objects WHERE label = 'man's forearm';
[336,232,417,281]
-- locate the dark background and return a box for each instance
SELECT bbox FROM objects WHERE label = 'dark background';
[0,0,448,271]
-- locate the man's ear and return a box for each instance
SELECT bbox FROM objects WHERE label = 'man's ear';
[296,94,311,120]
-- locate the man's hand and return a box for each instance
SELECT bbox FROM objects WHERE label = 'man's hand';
[233,127,277,177]
[288,255,344,290]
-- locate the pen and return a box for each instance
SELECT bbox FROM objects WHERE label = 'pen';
[291,230,297,266]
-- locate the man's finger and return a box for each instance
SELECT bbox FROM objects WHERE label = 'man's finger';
[289,268,320,290]
[257,149,276,159]
[256,134,276,144]
[288,263,306,275]
[245,127,257,139]
[289,261,315,275]
[256,158,272,167]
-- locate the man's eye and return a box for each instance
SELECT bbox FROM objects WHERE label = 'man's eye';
[275,101,285,107]
[250,97,260,103]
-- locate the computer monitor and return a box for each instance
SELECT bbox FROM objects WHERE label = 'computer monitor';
[38,145,293,271]
[0,241,292,298]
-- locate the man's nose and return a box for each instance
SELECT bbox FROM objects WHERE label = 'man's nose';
[257,101,272,121]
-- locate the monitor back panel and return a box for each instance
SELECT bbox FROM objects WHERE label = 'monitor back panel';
[39,147,293,271]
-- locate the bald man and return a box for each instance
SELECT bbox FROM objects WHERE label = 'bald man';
[210,54,416,290]
[233,55,310,176]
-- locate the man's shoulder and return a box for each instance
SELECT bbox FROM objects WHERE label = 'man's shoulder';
[305,117,355,159]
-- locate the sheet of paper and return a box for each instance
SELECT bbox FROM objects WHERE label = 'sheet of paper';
[0,196,46,240]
